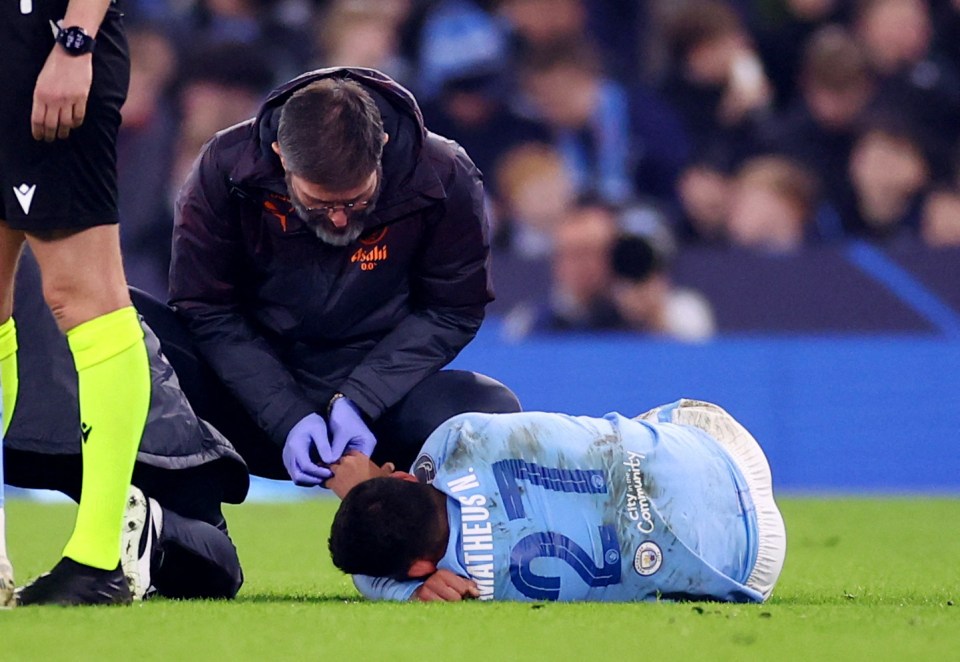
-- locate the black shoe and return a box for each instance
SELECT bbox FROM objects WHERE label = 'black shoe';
[16,558,132,606]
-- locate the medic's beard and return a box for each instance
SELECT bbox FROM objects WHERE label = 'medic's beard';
[293,203,367,246]
[285,169,382,247]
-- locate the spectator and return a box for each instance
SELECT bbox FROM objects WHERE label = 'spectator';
[856,0,933,75]
[760,25,875,212]
[170,42,276,199]
[921,189,960,247]
[610,231,716,342]
[838,116,932,242]
[751,0,848,109]
[416,0,508,101]
[921,147,960,247]
[675,156,734,245]
[170,0,310,82]
[657,0,773,170]
[931,0,960,76]
[496,0,587,48]
[495,0,645,85]
[492,142,576,258]
[416,0,550,182]
[854,0,960,173]
[518,37,688,204]
[726,155,821,251]
[313,0,412,85]
[534,202,622,332]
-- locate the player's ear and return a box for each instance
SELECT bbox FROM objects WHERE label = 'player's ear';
[407,558,437,578]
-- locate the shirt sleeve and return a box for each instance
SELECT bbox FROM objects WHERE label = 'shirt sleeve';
[352,574,423,601]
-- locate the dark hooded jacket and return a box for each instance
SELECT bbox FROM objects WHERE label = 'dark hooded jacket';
[5,256,249,504]
[169,68,493,447]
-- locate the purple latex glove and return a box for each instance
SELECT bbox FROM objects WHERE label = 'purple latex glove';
[326,395,377,462]
[282,413,332,486]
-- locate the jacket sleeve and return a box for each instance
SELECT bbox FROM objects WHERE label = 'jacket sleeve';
[169,137,317,447]
[338,140,494,419]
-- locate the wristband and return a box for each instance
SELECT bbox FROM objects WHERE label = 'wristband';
[326,392,346,418]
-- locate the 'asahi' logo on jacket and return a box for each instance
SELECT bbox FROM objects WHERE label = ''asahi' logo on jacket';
[351,245,388,271]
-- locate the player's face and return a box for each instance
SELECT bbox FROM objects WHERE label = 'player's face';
[285,166,382,246]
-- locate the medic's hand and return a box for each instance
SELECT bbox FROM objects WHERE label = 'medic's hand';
[412,570,480,602]
[282,413,332,486]
[326,395,377,461]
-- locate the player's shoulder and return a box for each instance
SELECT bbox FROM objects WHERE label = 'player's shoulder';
[413,413,488,482]
[428,411,498,447]
[416,412,518,471]
[436,410,611,451]
[436,411,580,435]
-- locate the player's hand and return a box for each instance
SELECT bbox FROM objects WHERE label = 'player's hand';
[326,452,395,498]
[32,47,93,142]
[282,413,332,486]
[412,570,480,602]
[326,396,377,462]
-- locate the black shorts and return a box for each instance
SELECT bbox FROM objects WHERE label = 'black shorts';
[0,0,129,232]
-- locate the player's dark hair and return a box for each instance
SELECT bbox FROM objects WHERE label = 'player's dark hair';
[277,78,385,190]
[328,478,441,578]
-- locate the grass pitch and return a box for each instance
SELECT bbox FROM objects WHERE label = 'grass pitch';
[3,497,958,661]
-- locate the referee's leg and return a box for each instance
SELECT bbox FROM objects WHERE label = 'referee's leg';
[25,226,150,604]
[1,0,146,605]
[0,224,25,606]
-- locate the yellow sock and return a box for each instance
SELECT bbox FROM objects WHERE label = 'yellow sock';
[0,318,18,436]
[63,307,150,570]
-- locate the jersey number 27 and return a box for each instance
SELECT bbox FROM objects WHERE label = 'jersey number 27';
[493,459,621,600]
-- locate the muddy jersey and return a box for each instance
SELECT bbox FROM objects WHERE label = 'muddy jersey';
[355,408,763,602]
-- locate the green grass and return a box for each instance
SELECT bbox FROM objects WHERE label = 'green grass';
[3,497,958,661]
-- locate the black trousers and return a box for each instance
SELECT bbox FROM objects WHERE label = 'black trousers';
[130,290,523,476]
[6,450,243,600]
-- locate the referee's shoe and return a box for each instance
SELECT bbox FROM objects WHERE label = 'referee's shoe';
[16,559,131,606]
[16,486,162,606]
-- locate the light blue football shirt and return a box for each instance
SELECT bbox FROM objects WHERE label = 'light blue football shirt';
[355,408,761,602]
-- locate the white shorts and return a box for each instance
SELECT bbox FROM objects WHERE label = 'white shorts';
[636,399,787,601]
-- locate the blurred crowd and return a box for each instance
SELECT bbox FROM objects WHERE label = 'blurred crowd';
[115,0,960,340]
